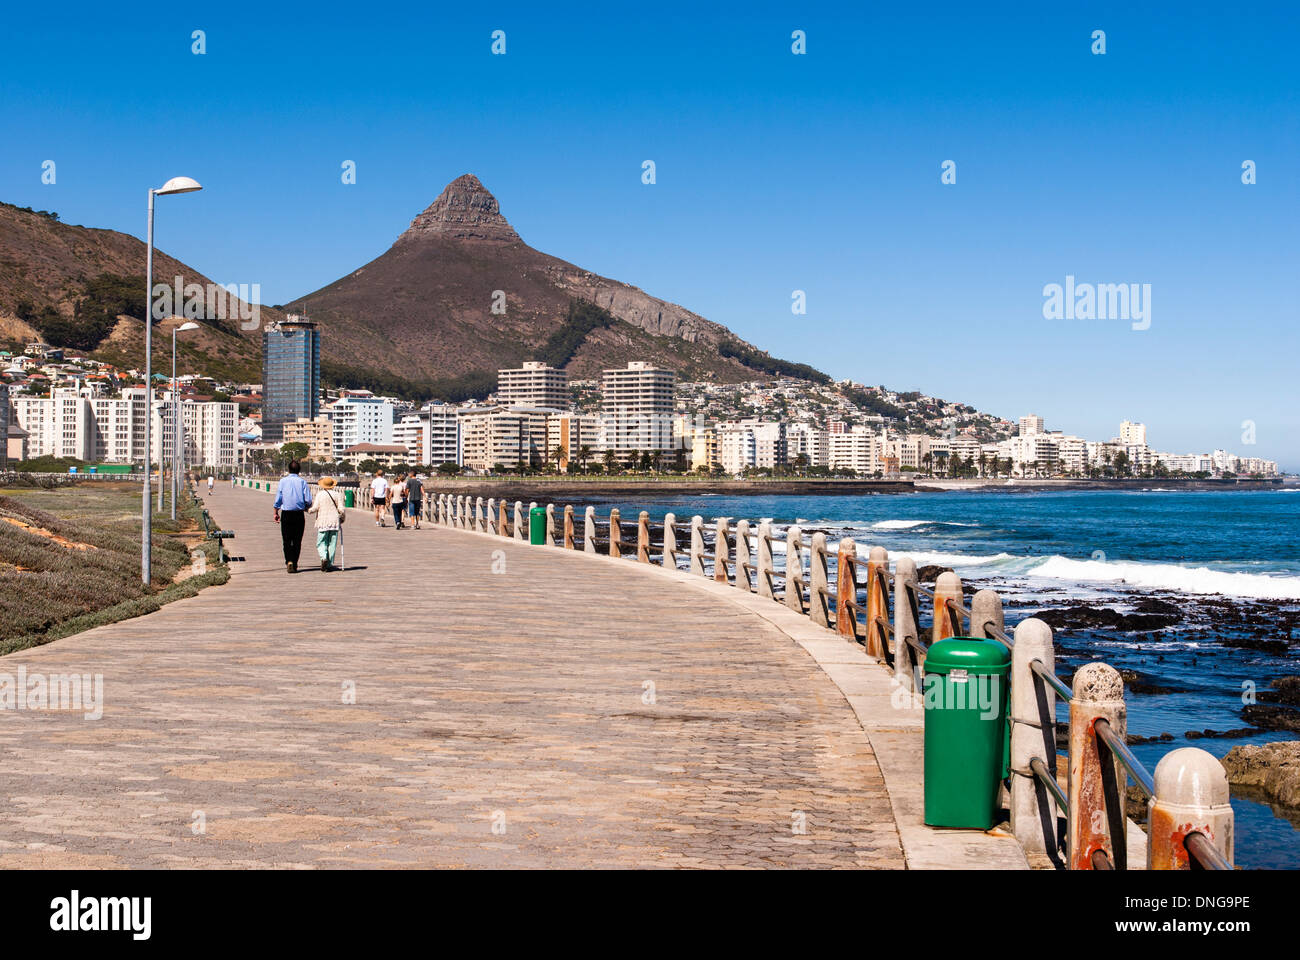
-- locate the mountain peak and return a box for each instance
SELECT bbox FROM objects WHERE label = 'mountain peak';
[402,174,520,243]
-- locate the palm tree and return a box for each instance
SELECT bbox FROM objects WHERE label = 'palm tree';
[550,444,565,473]
[578,444,593,474]
[921,451,934,476]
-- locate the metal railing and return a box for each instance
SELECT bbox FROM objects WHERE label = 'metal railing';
[236,477,1240,870]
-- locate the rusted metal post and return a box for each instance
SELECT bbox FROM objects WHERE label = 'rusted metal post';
[734,519,752,590]
[835,537,859,643]
[662,512,678,569]
[563,505,575,549]
[513,501,525,540]
[637,510,650,562]
[784,525,805,613]
[864,546,888,659]
[970,589,1004,641]
[892,556,921,690]
[932,571,963,644]
[808,533,830,628]
[1148,748,1234,870]
[583,506,596,553]
[689,515,705,575]
[714,518,730,583]
[1011,617,1059,860]
[1068,663,1127,870]
[498,499,509,537]
[609,508,621,558]
[756,522,774,599]
[545,503,556,545]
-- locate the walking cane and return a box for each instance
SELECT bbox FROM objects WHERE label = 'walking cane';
[336,522,345,572]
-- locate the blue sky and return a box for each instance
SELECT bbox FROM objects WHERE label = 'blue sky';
[3,2,1297,467]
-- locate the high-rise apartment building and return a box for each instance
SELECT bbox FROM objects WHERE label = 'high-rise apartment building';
[12,387,94,460]
[1120,420,1147,446]
[546,413,600,471]
[1018,414,1045,437]
[153,400,239,470]
[328,390,394,457]
[600,362,675,454]
[457,406,550,472]
[261,315,320,444]
[422,403,461,468]
[497,361,568,409]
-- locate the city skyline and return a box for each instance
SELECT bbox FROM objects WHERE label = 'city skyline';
[2,3,1296,468]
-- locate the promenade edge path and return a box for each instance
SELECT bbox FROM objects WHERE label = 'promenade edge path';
[0,485,928,869]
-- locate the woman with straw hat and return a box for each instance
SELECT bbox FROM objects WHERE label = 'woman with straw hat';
[307,476,346,572]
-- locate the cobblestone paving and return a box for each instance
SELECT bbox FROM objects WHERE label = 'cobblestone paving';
[0,486,904,868]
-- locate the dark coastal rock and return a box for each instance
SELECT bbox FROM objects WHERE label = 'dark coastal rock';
[1242,704,1300,733]
[1222,741,1300,809]
[915,565,953,582]
[1132,598,1181,617]
[1221,636,1289,654]
[1259,676,1300,707]
[1185,728,1257,740]
[1128,732,1175,745]
[1035,603,1180,632]
[1118,669,1182,695]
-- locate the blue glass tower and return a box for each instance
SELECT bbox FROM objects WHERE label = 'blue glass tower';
[261,316,320,444]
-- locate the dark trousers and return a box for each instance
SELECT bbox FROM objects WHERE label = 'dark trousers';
[280,510,305,564]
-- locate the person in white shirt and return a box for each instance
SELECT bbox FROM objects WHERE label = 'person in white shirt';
[307,476,346,571]
[370,470,390,527]
[207,475,215,495]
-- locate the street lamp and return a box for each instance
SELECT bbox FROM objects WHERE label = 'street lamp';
[142,176,202,586]
[171,321,200,519]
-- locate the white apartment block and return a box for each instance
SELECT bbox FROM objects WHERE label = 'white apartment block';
[787,423,829,467]
[718,427,756,474]
[1018,414,1045,437]
[328,391,394,457]
[421,403,461,468]
[12,388,94,460]
[497,361,568,410]
[393,413,425,463]
[90,387,149,464]
[600,362,675,454]
[828,427,880,475]
[153,400,239,470]
[457,406,550,472]
[1120,420,1147,446]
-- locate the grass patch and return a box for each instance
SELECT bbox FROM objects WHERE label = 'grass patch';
[0,481,230,654]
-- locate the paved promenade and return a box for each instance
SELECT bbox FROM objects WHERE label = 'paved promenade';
[0,485,920,868]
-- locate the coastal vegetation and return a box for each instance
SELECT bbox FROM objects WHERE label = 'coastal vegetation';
[0,482,228,654]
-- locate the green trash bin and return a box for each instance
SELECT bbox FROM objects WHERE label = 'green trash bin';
[923,636,1011,829]
[344,488,355,509]
[529,506,546,545]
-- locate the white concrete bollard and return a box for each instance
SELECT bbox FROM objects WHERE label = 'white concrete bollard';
[1010,617,1059,860]
[714,518,730,584]
[892,556,921,691]
[662,512,678,569]
[583,506,597,554]
[1148,749,1234,870]
[689,515,706,576]
[756,521,774,599]
[808,532,831,629]
[513,501,524,540]
[784,525,805,613]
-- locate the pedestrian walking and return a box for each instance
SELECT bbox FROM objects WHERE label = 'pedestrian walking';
[370,470,389,527]
[207,474,215,496]
[272,459,313,574]
[306,476,346,572]
[391,473,408,529]
[405,474,424,529]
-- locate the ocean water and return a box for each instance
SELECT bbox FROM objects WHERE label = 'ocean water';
[582,487,1300,868]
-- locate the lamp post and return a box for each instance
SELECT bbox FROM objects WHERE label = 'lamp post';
[142,176,203,586]
[171,321,200,520]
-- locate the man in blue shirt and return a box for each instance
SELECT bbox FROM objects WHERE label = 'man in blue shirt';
[272,459,313,573]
